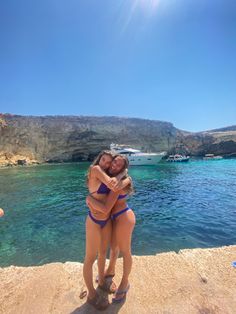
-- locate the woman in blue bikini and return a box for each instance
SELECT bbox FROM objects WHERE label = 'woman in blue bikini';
[83,151,131,310]
[86,154,135,304]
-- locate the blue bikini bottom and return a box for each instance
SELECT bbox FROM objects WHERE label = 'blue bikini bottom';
[111,207,130,221]
[88,206,130,227]
[88,211,110,229]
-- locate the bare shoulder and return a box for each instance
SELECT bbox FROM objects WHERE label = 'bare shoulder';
[91,165,101,171]
[88,174,100,193]
[90,165,102,176]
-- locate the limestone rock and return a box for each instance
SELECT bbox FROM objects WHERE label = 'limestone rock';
[0,114,236,166]
[0,245,236,314]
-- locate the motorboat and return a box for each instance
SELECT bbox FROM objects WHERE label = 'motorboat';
[166,154,190,162]
[203,154,223,160]
[110,143,166,166]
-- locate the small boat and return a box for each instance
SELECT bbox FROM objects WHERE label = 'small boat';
[166,154,190,162]
[203,154,223,160]
[110,143,166,166]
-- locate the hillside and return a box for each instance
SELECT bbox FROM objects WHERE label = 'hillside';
[0,114,236,166]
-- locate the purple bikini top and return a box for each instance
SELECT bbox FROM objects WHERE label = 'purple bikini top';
[118,194,127,200]
[97,182,127,199]
[97,182,110,194]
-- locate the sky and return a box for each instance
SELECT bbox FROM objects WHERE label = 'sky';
[0,0,235,132]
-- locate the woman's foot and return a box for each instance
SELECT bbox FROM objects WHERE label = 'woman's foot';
[95,273,115,283]
[87,290,97,304]
[112,282,130,303]
[104,266,115,279]
[105,273,115,279]
[98,280,117,294]
[87,292,109,311]
[97,274,117,294]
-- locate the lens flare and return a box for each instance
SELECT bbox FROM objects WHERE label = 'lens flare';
[137,0,161,11]
[120,0,162,33]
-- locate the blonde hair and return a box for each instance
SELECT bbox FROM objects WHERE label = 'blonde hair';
[113,154,135,195]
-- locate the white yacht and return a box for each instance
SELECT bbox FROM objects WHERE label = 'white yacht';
[110,143,166,166]
[166,154,190,162]
[203,154,223,160]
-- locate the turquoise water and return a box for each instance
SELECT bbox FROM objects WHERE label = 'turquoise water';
[0,159,236,267]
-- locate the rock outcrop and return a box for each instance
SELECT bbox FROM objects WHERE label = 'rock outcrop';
[0,114,236,166]
[0,245,236,314]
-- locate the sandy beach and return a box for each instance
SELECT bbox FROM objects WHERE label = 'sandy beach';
[0,245,236,314]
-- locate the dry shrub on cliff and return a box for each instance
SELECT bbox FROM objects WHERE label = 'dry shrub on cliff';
[0,114,7,128]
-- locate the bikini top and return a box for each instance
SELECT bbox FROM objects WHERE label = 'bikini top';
[96,182,127,200]
[97,182,110,194]
[117,194,127,200]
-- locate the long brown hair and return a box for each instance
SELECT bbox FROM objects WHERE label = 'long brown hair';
[86,150,114,186]
[113,154,135,195]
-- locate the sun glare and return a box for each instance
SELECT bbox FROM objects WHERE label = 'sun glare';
[136,0,161,12]
[120,0,162,33]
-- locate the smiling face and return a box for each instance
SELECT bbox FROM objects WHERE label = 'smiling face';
[98,153,113,170]
[109,156,126,176]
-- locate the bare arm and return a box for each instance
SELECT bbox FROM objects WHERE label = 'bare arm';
[91,165,114,187]
[112,176,131,192]
[91,166,128,191]
[86,191,119,213]
[86,198,109,214]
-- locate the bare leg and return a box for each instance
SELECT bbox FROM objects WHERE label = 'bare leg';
[97,220,112,286]
[83,216,101,299]
[105,224,119,276]
[113,210,135,298]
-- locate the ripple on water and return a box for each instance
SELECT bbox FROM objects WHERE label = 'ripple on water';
[0,159,236,266]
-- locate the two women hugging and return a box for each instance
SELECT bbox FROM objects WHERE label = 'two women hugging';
[83,150,136,310]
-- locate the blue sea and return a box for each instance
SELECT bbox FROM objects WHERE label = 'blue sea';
[0,159,236,267]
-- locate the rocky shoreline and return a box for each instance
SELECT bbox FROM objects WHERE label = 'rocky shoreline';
[0,152,40,167]
[0,245,236,314]
[1,114,236,165]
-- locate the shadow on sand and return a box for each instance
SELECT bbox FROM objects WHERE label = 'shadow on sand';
[70,300,125,314]
[70,287,126,314]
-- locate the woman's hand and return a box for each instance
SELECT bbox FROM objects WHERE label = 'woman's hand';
[112,181,124,192]
[107,177,118,189]
[113,176,131,192]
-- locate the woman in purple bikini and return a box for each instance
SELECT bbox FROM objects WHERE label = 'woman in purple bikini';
[83,151,131,310]
[86,154,136,305]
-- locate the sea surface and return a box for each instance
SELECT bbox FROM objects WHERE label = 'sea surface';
[0,159,236,267]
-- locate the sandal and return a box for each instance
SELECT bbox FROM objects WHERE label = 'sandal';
[87,293,109,311]
[112,284,130,304]
[79,290,87,299]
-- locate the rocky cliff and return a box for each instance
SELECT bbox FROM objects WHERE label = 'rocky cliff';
[0,114,236,166]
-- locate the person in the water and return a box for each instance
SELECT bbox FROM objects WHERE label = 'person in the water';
[83,151,131,310]
[86,154,135,304]
[0,208,4,217]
